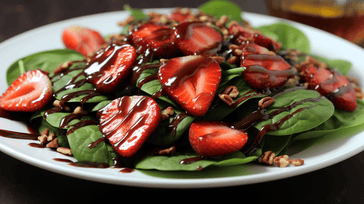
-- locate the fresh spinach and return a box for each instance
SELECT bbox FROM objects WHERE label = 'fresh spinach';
[67,124,117,166]
[199,0,243,25]
[6,49,83,85]
[257,22,311,53]
[253,89,335,136]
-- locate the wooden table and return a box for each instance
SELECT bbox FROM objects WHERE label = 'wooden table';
[1,1,364,203]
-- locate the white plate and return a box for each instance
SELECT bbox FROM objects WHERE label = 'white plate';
[1,9,364,188]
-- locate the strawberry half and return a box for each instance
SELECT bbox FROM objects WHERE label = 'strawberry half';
[158,55,221,116]
[84,43,137,93]
[173,21,223,55]
[130,21,178,58]
[229,23,282,52]
[0,69,52,112]
[301,65,357,111]
[189,121,249,157]
[241,51,295,90]
[62,25,105,56]
[98,95,162,157]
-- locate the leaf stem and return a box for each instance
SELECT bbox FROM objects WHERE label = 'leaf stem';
[222,67,245,76]
[18,60,25,74]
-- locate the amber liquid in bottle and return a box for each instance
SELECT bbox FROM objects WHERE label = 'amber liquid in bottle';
[265,0,364,45]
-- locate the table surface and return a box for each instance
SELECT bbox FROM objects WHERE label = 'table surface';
[1,0,364,203]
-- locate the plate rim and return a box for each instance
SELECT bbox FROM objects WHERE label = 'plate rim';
[0,8,364,188]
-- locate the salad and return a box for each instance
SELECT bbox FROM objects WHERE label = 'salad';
[0,0,364,172]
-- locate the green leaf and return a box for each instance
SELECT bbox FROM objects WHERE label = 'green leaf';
[257,22,310,53]
[51,62,110,103]
[199,0,243,24]
[203,76,266,121]
[311,55,352,75]
[121,5,149,34]
[294,99,364,140]
[6,49,83,85]
[67,125,116,166]
[254,89,335,136]
[135,150,260,171]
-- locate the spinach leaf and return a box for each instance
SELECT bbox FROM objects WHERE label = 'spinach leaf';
[203,76,266,121]
[311,55,352,75]
[51,63,109,103]
[6,49,83,85]
[294,99,364,140]
[136,66,179,107]
[257,22,310,53]
[121,5,149,34]
[135,149,260,171]
[253,89,335,136]
[199,0,243,25]
[67,124,116,166]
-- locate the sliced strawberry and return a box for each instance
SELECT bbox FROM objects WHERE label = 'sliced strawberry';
[229,23,282,52]
[98,95,161,157]
[167,9,196,23]
[241,52,295,90]
[189,121,249,157]
[158,55,221,116]
[173,21,223,55]
[301,65,357,111]
[62,25,105,56]
[83,43,137,93]
[0,69,52,112]
[130,21,178,57]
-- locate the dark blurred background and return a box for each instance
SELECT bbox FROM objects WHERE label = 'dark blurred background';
[0,0,267,43]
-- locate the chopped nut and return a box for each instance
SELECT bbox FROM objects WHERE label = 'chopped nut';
[226,56,240,65]
[258,97,274,109]
[47,132,56,142]
[117,15,135,27]
[46,138,59,148]
[289,159,305,166]
[221,85,239,98]
[162,106,174,119]
[38,135,47,144]
[73,106,87,115]
[258,151,276,165]
[216,15,229,27]
[274,155,290,168]
[211,56,223,64]
[57,147,73,155]
[53,61,73,75]
[158,146,176,156]
[53,100,70,112]
[218,94,233,106]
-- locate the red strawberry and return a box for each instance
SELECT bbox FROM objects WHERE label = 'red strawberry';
[241,52,296,90]
[229,23,282,52]
[173,21,223,55]
[130,22,178,57]
[167,9,196,23]
[301,65,357,111]
[158,55,221,116]
[189,121,249,157]
[98,95,162,157]
[62,25,105,56]
[0,69,52,112]
[84,43,137,93]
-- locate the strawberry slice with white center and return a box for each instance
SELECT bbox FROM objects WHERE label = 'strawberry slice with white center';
[173,21,223,55]
[130,22,178,57]
[0,69,52,112]
[84,43,137,93]
[98,95,161,157]
[158,55,221,116]
[62,25,105,56]
[189,121,249,157]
